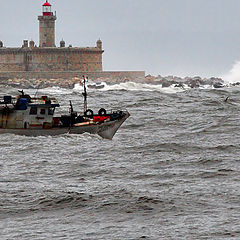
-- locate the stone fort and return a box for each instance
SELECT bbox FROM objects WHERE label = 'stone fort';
[0,1,144,81]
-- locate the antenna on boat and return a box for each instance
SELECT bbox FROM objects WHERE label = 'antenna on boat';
[34,82,43,98]
[69,100,73,114]
[82,75,88,113]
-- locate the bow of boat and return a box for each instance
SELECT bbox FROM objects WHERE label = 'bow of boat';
[97,111,130,140]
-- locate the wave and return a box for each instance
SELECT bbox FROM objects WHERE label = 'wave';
[223,61,240,83]
[5,86,74,97]
[3,77,235,95]
[34,86,73,95]
[0,189,165,215]
[1,82,219,96]
[73,81,192,93]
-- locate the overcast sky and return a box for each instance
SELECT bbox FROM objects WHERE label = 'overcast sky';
[1,0,240,77]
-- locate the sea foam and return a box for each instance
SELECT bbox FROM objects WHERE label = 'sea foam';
[223,61,240,84]
[73,81,186,93]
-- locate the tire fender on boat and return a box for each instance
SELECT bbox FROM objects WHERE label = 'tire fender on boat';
[98,108,107,116]
[84,109,94,118]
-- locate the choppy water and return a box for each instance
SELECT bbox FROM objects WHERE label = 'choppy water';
[0,83,240,240]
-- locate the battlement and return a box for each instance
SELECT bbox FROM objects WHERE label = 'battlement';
[0,47,104,54]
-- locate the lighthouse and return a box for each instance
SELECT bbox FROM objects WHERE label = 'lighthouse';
[38,1,57,47]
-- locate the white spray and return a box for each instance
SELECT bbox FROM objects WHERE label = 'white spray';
[223,61,240,83]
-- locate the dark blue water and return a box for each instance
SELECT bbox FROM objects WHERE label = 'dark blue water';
[0,84,240,239]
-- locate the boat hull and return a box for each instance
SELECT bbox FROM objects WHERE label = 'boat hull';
[0,111,130,139]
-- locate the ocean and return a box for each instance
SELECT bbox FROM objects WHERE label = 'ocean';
[0,82,240,239]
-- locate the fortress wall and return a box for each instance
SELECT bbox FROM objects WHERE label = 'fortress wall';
[0,71,145,82]
[30,51,102,72]
[0,52,25,71]
[0,48,103,72]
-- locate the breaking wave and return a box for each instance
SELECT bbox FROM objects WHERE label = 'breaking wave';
[223,61,240,83]
[74,82,188,93]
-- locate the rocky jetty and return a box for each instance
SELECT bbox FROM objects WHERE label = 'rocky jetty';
[144,75,225,88]
[0,77,77,89]
[0,74,228,89]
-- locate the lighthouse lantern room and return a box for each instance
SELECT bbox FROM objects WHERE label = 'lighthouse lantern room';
[42,1,52,16]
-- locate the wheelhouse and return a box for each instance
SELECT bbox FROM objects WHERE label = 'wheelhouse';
[0,94,60,129]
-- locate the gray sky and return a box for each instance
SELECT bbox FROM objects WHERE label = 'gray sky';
[1,0,240,77]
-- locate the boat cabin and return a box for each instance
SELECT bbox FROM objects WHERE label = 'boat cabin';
[0,94,60,129]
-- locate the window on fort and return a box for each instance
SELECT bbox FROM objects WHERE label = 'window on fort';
[40,109,46,115]
[30,107,37,115]
[48,108,55,115]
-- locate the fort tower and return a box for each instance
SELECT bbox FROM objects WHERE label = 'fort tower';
[38,1,56,47]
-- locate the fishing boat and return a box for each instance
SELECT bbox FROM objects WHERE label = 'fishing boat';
[0,77,130,139]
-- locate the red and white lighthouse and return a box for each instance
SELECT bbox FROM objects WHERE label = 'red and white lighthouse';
[38,0,57,47]
[42,0,52,16]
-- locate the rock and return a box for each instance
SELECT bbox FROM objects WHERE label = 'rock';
[174,83,184,88]
[232,82,240,86]
[213,82,224,88]
[162,80,172,88]
[188,80,200,88]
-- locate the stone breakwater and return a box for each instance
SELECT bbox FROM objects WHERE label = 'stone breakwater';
[0,74,233,89]
[0,71,145,87]
[0,77,77,89]
[144,75,226,88]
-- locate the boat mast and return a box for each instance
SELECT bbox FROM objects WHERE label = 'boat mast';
[82,76,88,112]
